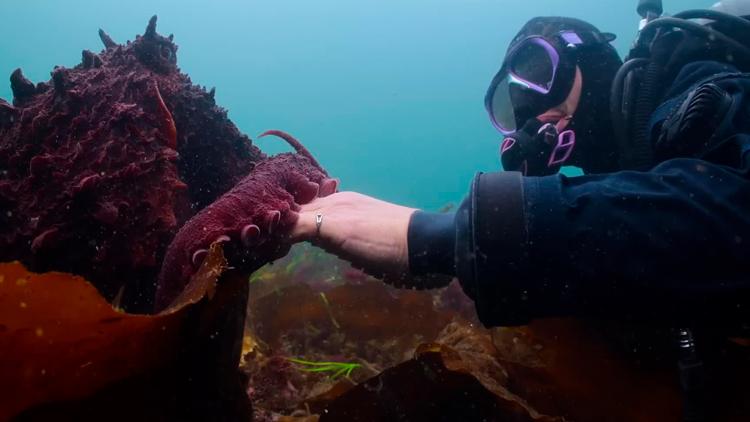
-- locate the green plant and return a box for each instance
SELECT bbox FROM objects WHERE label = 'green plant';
[287,357,361,380]
[249,244,333,284]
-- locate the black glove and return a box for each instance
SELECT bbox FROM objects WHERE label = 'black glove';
[500,118,572,176]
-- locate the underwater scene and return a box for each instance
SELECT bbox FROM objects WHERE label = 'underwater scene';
[2,0,750,421]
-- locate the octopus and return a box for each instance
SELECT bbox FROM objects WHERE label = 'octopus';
[0,16,337,313]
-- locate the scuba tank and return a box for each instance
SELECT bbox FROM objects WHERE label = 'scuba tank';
[711,0,750,17]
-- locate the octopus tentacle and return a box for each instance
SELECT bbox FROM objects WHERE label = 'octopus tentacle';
[152,81,178,149]
[259,130,322,170]
[154,152,329,311]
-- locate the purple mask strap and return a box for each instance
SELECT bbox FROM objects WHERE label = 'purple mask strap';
[547,130,576,167]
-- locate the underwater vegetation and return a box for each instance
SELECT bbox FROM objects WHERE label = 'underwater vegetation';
[286,358,362,380]
[243,247,750,422]
[0,244,252,421]
[242,245,689,422]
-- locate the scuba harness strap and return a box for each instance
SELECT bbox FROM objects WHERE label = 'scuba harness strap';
[611,5,750,170]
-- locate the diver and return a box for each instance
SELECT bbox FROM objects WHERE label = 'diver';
[291,0,750,325]
[290,1,750,418]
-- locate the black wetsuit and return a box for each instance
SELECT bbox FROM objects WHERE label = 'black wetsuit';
[408,60,750,328]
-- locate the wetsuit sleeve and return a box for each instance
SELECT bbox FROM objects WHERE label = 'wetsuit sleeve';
[447,157,750,327]
[408,211,457,277]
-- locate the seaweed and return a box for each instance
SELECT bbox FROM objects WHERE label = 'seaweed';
[242,247,707,422]
[0,243,254,421]
[287,358,361,380]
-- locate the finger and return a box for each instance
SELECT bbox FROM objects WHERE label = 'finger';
[298,196,330,213]
[299,190,349,212]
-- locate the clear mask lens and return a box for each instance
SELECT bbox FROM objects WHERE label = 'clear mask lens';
[489,74,517,134]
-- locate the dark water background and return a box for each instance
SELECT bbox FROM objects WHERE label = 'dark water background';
[0,0,710,210]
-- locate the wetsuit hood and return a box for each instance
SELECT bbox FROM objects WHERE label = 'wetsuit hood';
[510,17,623,173]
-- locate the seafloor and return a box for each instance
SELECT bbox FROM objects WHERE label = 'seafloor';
[241,245,682,422]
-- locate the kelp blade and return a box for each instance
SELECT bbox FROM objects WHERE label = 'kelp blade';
[0,244,226,421]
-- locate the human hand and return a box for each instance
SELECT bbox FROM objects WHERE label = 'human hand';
[291,192,418,279]
[154,130,337,311]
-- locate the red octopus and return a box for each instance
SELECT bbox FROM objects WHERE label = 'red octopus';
[0,16,336,312]
[154,130,337,310]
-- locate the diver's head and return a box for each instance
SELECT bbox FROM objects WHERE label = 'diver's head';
[485,17,623,175]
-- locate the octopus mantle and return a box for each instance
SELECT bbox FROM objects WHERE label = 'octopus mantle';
[0,16,335,312]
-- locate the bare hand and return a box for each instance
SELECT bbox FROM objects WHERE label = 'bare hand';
[291,192,417,277]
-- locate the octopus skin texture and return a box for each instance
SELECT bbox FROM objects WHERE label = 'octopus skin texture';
[154,131,337,311]
[0,16,336,312]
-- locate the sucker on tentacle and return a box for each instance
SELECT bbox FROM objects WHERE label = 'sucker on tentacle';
[154,148,332,311]
[259,130,322,170]
[241,224,260,247]
[192,249,208,268]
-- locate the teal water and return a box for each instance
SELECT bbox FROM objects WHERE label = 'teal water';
[0,0,712,211]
